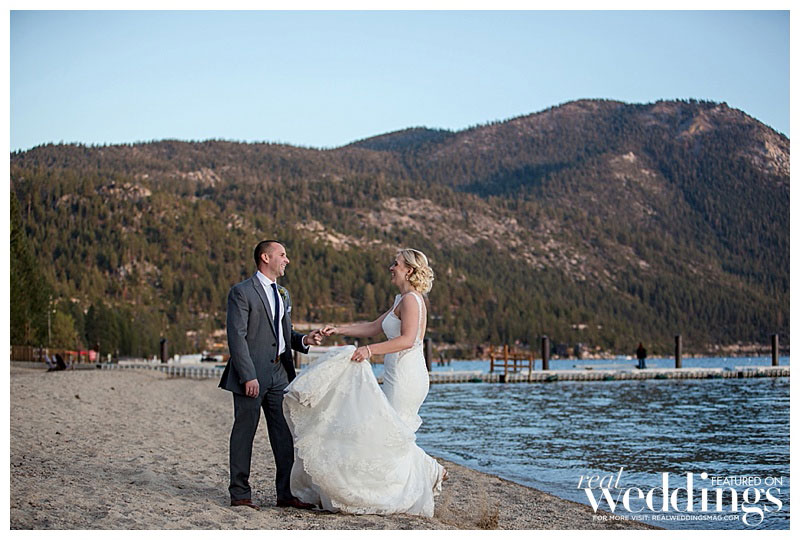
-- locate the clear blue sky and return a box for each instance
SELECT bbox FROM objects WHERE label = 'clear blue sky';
[10,10,789,151]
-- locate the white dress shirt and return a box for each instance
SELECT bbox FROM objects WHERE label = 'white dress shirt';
[256,271,286,356]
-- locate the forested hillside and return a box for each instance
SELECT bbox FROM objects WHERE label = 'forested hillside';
[10,99,789,357]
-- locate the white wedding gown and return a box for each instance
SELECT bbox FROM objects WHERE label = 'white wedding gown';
[283,292,444,516]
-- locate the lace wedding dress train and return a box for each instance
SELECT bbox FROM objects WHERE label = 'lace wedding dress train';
[282,293,444,516]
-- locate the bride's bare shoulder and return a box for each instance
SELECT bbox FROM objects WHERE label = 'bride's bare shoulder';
[398,291,425,311]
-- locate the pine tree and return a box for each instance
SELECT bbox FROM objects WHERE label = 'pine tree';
[10,191,50,345]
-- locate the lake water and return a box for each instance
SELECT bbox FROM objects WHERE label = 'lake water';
[393,357,791,530]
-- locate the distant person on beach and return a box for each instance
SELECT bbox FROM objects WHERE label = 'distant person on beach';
[219,240,324,511]
[44,353,58,371]
[282,248,447,517]
[46,353,68,371]
[636,342,647,369]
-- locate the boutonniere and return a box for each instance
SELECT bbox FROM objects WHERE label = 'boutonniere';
[278,286,291,311]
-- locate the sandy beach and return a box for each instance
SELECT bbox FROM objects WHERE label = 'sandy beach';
[10,365,656,530]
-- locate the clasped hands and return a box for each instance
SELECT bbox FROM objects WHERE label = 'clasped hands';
[303,328,326,347]
[303,326,339,346]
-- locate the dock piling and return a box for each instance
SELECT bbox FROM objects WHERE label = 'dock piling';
[541,336,550,371]
[424,338,432,372]
[772,334,779,366]
[675,335,682,369]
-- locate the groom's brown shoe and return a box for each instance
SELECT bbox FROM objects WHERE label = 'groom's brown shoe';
[230,498,260,510]
[276,496,315,510]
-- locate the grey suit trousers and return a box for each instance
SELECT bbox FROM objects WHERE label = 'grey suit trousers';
[229,365,293,501]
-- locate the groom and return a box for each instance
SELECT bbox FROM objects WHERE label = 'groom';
[219,240,323,510]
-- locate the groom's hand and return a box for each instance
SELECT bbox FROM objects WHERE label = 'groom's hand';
[244,379,259,398]
[304,329,324,346]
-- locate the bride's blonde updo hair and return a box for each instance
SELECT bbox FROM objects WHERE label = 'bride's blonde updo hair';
[398,248,434,294]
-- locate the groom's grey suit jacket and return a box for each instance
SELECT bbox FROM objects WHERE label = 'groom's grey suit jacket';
[219,274,307,394]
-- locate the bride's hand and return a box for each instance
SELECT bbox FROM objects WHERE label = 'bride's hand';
[321,326,338,336]
[351,346,372,363]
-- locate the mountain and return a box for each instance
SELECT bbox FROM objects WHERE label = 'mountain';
[9,99,789,357]
[348,127,455,152]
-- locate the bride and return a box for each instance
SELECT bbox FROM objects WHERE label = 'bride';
[282,248,446,516]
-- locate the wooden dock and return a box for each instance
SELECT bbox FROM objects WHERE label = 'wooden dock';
[426,365,789,383]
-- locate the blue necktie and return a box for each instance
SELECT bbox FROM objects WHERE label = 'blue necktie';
[271,283,281,340]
